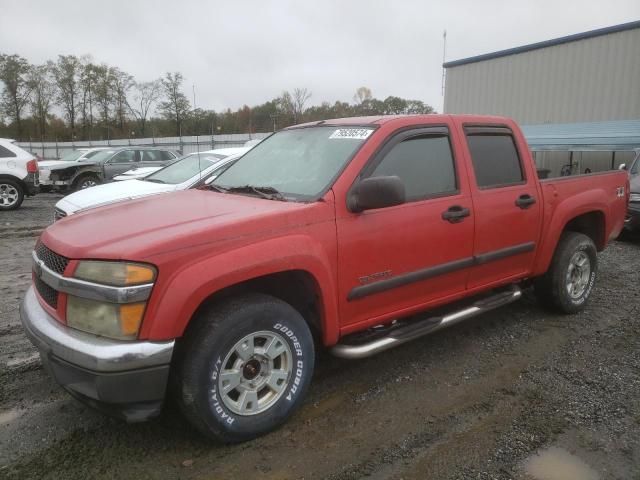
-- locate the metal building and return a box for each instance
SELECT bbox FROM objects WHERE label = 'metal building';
[443,21,640,124]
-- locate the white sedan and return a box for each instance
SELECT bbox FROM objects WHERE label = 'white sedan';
[112,147,249,181]
[54,150,243,221]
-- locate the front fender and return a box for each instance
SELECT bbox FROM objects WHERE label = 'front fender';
[140,234,340,345]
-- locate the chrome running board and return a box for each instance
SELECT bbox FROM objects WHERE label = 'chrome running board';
[330,286,522,360]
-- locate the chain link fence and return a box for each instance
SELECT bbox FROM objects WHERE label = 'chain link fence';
[17,133,271,160]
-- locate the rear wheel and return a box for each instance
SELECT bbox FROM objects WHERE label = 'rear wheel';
[534,232,597,313]
[73,174,100,191]
[0,179,24,210]
[175,293,315,443]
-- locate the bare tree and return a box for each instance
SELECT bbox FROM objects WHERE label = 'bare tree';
[158,72,190,136]
[353,86,372,104]
[129,80,161,136]
[27,63,57,139]
[0,54,32,138]
[111,67,134,130]
[51,55,82,133]
[79,57,99,135]
[292,87,311,123]
[93,64,114,126]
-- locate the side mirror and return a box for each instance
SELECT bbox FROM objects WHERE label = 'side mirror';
[349,176,406,212]
[618,163,627,171]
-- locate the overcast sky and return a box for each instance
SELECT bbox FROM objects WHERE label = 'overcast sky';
[1,0,639,114]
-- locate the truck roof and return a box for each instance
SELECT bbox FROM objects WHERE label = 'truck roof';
[291,114,515,128]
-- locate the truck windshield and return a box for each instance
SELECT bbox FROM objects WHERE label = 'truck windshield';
[144,153,224,185]
[631,154,640,175]
[212,126,374,200]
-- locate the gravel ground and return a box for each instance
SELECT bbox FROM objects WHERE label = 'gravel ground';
[1,194,639,480]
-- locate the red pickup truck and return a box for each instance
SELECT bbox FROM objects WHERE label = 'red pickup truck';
[22,115,628,442]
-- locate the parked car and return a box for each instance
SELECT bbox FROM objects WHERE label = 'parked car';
[21,115,628,442]
[112,147,249,182]
[54,150,244,220]
[623,149,640,231]
[39,148,108,192]
[0,138,39,210]
[46,146,180,192]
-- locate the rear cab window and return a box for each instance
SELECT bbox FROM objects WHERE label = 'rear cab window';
[464,127,524,188]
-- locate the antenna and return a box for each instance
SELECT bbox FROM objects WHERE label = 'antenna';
[192,84,202,182]
[441,30,447,113]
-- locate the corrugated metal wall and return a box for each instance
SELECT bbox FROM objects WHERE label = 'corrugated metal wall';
[444,27,640,124]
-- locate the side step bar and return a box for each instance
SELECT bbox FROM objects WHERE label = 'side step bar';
[330,286,522,360]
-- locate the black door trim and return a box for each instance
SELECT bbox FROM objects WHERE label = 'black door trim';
[347,241,536,301]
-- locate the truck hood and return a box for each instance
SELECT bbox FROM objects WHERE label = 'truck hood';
[42,188,316,260]
[39,160,79,169]
[57,179,176,215]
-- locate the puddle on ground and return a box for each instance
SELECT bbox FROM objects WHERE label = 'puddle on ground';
[524,446,599,480]
[0,408,21,426]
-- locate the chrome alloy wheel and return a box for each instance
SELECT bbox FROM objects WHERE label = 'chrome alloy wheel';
[218,331,293,416]
[0,183,19,207]
[80,179,97,189]
[566,251,591,299]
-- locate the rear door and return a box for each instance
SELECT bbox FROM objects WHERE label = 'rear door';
[103,149,139,179]
[140,150,171,167]
[336,126,475,328]
[461,124,542,289]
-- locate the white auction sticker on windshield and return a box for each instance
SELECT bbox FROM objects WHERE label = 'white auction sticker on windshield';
[329,128,373,140]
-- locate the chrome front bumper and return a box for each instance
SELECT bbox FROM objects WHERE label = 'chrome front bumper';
[20,286,174,421]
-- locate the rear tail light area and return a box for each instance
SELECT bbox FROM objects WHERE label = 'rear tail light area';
[27,158,39,173]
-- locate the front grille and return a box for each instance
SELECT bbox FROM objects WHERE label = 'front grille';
[35,242,69,274]
[35,275,58,308]
[53,208,67,222]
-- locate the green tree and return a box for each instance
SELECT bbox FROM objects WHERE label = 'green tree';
[51,55,82,133]
[27,63,57,139]
[0,54,32,138]
[158,72,190,136]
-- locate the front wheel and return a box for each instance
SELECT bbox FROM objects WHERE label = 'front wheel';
[73,174,100,191]
[534,232,598,313]
[175,293,315,443]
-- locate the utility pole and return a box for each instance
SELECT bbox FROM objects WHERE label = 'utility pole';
[270,112,279,132]
[441,30,447,112]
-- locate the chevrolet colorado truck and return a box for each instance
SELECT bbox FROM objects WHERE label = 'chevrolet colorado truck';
[21,115,628,442]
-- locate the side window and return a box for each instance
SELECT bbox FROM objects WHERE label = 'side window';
[142,150,161,162]
[159,150,174,161]
[369,135,457,201]
[111,150,136,163]
[0,145,17,158]
[466,133,524,188]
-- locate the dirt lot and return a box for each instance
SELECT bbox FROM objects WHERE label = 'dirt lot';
[1,194,639,480]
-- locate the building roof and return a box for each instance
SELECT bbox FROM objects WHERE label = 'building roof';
[444,20,640,68]
[522,120,640,151]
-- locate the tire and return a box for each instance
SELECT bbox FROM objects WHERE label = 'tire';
[534,232,598,314]
[0,179,24,210]
[175,293,315,443]
[73,174,100,191]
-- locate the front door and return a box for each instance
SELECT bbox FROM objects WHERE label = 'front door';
[336,127,474,329]
[103,149,139,179]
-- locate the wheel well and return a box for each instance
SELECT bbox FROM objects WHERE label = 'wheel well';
[191,270,324,341]
[562,211,605,251]
[0,174,25,192]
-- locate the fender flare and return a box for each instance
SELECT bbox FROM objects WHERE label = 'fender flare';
[140,234,340,345]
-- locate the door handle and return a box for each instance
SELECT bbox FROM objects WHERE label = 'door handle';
[442,205,471,223]
[515,194,536,209]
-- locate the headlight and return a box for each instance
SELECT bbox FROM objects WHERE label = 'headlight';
[66,261,156,340]
[74,261,156,286]
[67,296,147,340]
[630,193,640,202]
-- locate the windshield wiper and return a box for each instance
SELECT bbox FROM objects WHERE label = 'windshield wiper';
[144,178,166,184]
[205,184,229,193]
[226,185,286,201]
